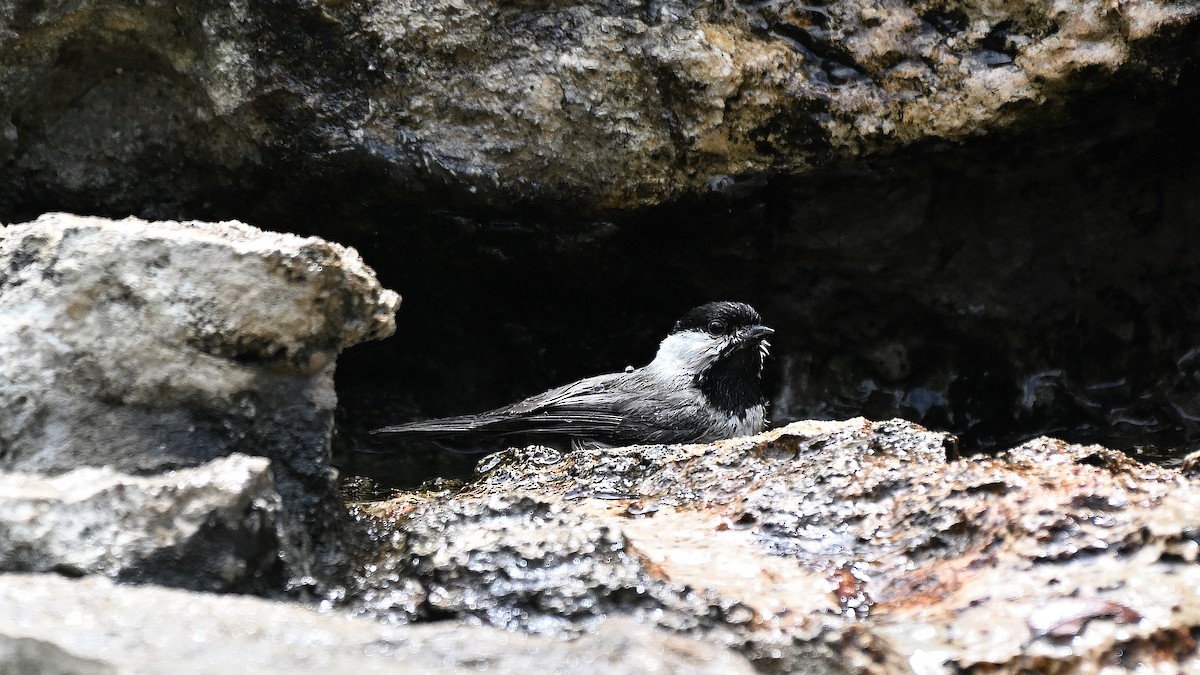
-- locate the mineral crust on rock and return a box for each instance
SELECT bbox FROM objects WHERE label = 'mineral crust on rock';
[0,212,400,588]
[0,0,1194,212]
[0,454,281,592]
[346,418,1200,672]
[0,573,755,674]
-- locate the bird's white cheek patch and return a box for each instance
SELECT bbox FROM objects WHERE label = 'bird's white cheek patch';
[649,332,725,377]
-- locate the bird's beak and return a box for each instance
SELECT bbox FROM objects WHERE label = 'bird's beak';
[738,325,775,343]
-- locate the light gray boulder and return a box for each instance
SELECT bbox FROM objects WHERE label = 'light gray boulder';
[0,454,281,592]
[0,213,400,589]
[0,573,755,674]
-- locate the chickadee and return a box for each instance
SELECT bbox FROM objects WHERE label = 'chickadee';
[370,301,773,450]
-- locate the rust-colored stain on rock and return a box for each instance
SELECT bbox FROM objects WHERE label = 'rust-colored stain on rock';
[348,418,1200,672]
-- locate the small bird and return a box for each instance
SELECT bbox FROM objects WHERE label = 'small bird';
[370,301,774,450]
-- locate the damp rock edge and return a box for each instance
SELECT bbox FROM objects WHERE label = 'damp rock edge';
[345,418,1200,672]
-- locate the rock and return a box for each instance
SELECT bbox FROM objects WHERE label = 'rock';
[0,635,115,675]
[0,454,281,592]
[0,573,755,674]
[344,419,1200,671]
[1180,448,1200,476]
[0,0,1194,215]
[0,213,400,589]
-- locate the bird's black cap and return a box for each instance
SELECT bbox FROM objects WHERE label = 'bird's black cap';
[672,301,765,336]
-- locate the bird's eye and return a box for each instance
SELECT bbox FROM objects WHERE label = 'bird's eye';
[708,319,727,334]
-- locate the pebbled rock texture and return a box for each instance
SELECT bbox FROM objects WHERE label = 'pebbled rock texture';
[0,0,1194,214]
[0,573,755,674]
[343,419,1200,672]
[0,454,281,592]
[0,212,399,589]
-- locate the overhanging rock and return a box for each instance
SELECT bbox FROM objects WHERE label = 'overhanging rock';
[0,0,1195,213]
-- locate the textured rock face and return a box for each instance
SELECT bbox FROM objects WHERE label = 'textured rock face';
[343,419,1200,671]
[0,574,755,674]
[0,0,1194,214]
[0,213,399,587]
[0,455,281,592]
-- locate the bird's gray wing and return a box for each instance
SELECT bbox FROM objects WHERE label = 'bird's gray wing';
[607,380,721,445]
[370,373,629,438]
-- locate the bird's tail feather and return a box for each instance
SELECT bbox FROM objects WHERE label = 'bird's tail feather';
[370,409,625,439]
[370,414,495,436]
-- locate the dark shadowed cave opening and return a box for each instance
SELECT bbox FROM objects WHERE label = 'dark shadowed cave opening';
[5,44,1200,488]
[327,56,1200,486]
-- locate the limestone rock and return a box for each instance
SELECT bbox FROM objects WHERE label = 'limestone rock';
[347,419,1200,671]
[0,0,1194,214]
[0,454,281,592]
[0,573,755,674]
[0,213,400,588]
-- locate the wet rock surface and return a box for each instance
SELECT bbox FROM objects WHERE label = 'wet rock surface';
[0,213,399,588]
[341,419,1200,671]
[0,454,281,592]
[0,573,755,674]
[2,0,1200,467]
